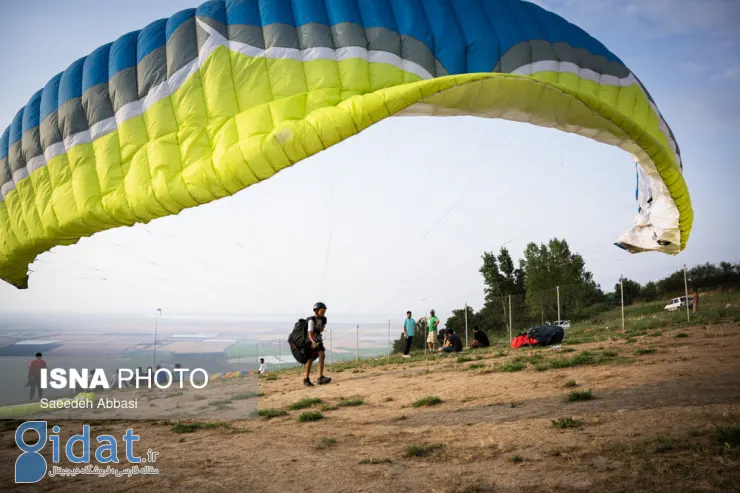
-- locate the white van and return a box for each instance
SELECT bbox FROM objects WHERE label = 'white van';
[664,296,693,312]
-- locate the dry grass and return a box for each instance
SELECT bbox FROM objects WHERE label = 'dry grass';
[1,322,738,493]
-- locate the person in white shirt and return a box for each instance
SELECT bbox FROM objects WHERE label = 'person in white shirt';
[304,302,332,387]
[258,358,268,374]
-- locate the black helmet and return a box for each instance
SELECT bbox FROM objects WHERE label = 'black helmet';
[313,302,327,311]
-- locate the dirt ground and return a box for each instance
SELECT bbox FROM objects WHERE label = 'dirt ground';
[2,323,739,492]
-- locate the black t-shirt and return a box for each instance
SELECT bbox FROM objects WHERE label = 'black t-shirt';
[448,334,463,352]
[474,330,490,347]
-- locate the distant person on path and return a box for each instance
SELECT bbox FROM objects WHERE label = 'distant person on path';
[27,352,47,401]
[439,328,463,353]
[427,310,439,352]
[470,326,490,348]
[693,290,699,313]
[155,365,169,385]
[258,358,268,374]
[304,302,331,387]
[402,311,416,358]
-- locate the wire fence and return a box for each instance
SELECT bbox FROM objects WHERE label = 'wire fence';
[230,277,740,371]
[488,279,697,341]
[8,272,733,392]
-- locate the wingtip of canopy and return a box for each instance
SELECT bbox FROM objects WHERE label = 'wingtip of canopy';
[614,241,681,255]
[1,272,29,289]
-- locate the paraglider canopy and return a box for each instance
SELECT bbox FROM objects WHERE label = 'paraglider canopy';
[0,0,691,289]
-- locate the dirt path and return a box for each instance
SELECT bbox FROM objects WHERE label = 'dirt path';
[2,324,739,492]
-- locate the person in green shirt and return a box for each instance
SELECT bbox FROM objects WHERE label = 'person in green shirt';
[426,310,440,351]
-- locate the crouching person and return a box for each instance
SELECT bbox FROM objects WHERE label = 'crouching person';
[439,328,463,353]
[470,326,490,349]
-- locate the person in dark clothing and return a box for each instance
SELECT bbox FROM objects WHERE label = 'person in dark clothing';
[438,329,446,347]
[304,302,332,387]
[402,311,416,358]
[155,365,169,385]
[692,289,699,313]
[27,352,47,401]
[470,326,490,348]
[439,328,463,353]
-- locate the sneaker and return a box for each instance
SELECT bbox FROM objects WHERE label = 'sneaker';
[317,376,331,385]
[303,378,314,387]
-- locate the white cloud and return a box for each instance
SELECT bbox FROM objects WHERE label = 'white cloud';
[540,0,740,39]
[718,39,737,51]
[682,61,709,77]
[669,89,740,129]
[627,0,740,37]
[720,65,740,80]
[708,65,740,87]
[538,0,740,105]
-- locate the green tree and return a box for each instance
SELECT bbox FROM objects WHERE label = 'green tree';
[688,263,720,291]
[717,262,737,290]
[479,247,525,333]
[615,278,641,306]
[477,302,508,334]
[655,262,740,298]
[641,281,658,301]
[687,262,740,291]
[444,305,477,335]
[656,270,684,297]
[521,238,598,321]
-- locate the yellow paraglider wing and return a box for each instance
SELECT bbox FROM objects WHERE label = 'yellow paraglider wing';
[0,0,691,289]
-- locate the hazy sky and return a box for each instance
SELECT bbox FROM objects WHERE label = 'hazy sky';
[0,0,738,324]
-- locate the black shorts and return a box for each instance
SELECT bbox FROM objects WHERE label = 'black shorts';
[308,339,326,361]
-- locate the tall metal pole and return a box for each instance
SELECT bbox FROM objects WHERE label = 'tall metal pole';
[356,325,359,363]
[464,303,469,348]
[278,338,282,370]
[557,286,561,322]
[620,276,625,331]
[237,340,240,366]
[329,329,333,365]
[256,342,259,371]
[508,295,513,341]
[684,264,690,323]
[153,308,161,368]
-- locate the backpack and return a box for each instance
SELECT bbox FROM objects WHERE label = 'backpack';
[510,333,538,349]
[288,318,310,364]
[288,316,325,364]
